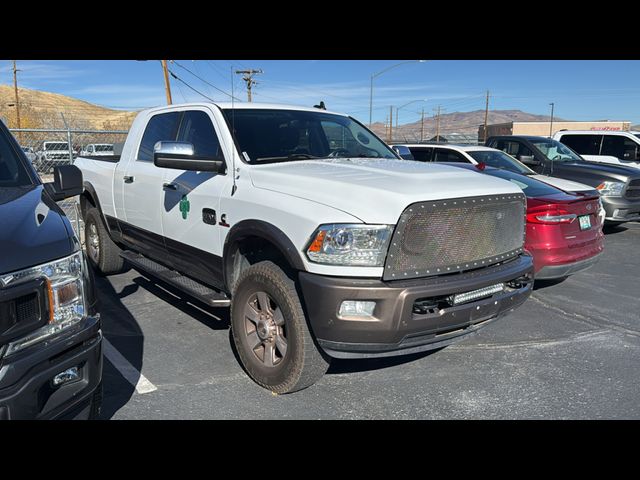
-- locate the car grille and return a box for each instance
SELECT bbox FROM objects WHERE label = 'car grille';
[0,278,49,347]
[383,194,526,281]
[626,179,640,198]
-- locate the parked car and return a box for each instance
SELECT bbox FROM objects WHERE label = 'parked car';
[0,122,102,419]
[21,146,36,164]
[393,143,600,195]
[81,144,115,157]
[440,163,604,280]
[35,141,73,173]
[75,102,534,393]
[553,130,640,170]
[486,135,640,225]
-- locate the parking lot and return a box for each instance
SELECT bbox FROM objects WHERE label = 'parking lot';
[98,223,640,419]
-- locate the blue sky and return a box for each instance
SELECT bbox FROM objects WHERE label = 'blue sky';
[1,60,639,124]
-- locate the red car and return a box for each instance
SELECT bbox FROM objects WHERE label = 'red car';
[445,163,604,280]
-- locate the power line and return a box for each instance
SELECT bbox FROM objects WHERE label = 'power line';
[171,60,240,101]
[167,69,216,102]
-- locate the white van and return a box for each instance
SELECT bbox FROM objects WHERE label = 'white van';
[553,130,640,170]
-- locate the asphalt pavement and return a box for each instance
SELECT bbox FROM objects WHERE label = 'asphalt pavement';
[97,222,640,419]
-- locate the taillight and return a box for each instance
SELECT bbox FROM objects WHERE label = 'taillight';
[526,205,577,224]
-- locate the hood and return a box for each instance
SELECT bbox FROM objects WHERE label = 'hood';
[531,175,595,192]
[0,186,75,275]
[248,158,523,224]
[559,162,640,181]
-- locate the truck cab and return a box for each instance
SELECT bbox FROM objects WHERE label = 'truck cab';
[76,102,534,393]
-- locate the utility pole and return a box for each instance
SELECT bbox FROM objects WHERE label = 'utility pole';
[549,102,555,137]
[389,105,393,143]
[420,108,425,143]
[483,90,490,143]
[434,106,442,141]
[12,60,21,131]
[235,69,263,102]
[161,60,173,105]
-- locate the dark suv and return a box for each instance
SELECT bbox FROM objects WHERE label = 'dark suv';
[0,122,102,419]
[487,135,640,225]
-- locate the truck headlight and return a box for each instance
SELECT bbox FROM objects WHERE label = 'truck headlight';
[3,251,87,356]
[306,224,393,266]
[596,181,625,197]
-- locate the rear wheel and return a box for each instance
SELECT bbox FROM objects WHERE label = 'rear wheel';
[84,207,124,275]
[230,261,330,393]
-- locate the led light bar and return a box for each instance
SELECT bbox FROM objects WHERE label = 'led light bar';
[449,283,505,306]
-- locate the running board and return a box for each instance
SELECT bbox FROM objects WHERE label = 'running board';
[120,251,231,307]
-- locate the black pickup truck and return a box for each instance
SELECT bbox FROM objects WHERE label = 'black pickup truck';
[487,135,640,225]
[0,122,102,419]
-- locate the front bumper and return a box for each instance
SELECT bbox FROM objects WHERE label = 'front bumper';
[602,196,640,222]
[0,316,102,420]
[298,254,534,359]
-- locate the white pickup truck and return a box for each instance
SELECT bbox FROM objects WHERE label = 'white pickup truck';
[75,102,534,393]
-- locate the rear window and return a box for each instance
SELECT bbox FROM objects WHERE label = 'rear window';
[483,168,561,198]
[95,144,114,152]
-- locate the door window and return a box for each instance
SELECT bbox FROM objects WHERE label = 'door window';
[137,112,181,161]
[433,149,468,163]
[601,135,639,160]
[559,134,602,156]
[408,147,433,162]
[177,110,223,159]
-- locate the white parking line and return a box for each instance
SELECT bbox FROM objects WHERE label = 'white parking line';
[103,338,158,394]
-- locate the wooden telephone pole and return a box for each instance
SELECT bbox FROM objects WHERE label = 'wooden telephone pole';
[388,105,393,142]
[161,60,173,105]
[235,69,263,102]
[434,106,441,141]
[420,107,425,142]
[483,90,490,143]
[12,60,21,130]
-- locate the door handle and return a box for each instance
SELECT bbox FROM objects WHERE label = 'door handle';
[123,175,134,183]
[163,182,178,191]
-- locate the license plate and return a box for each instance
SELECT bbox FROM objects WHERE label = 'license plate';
[578,215,591,230]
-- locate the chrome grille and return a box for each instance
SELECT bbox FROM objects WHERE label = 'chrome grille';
[626,179,640,198]
[384,194,526,281]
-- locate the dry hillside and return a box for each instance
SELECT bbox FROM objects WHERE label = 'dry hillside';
[0,85,136,130]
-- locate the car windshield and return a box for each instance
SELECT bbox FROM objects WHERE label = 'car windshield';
[45,142,69,150]
[0,130,33,187]
[467,150,534,175]
[222,108,397,163]
[531,139,584,163]
[95,144,113,152]
[483,168,561,198]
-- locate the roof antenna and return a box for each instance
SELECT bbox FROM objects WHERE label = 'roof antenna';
[313,101,326,110]
[231,65,238,196]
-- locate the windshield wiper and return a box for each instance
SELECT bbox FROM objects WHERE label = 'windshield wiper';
[255,153,324,162]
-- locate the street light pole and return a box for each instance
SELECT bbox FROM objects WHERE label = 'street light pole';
[395,99,428,132]
[549,102,555,137]
[368,60,426,127]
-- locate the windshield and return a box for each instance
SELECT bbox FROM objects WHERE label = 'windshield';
[0,130,33,187]
[483,168,561,198]
[45,142,69,151]
[222,108,397,163]
[467,150,534,175]
[531,139,584,163]
[95,144,113,152]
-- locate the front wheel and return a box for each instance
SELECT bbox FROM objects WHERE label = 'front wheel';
[83,207,124,275]
[230,261,330,393]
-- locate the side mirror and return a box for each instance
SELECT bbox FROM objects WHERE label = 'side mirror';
[153,141,225,173]
[519,155,539,166]
[391,145,414,160]
[48,165,83,201]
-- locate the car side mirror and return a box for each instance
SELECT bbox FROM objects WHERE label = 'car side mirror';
[153,141,225,173]
[391,145,414,160]
[47,165,84,201]
[518,155,539,166]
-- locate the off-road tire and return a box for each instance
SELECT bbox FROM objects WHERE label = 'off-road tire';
[231,261,330,393]
[84,207,124,275]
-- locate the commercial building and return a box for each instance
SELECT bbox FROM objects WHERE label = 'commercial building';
[478,121,631,142]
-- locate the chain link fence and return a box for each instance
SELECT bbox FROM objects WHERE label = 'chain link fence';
[10,127,128,244]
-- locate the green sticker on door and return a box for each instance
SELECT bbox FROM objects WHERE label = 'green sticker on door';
[179,195,190,220]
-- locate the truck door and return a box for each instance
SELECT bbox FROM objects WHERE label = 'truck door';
[120,111,181,262]
[160,108,231,290]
